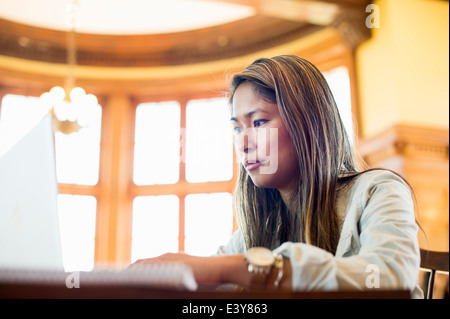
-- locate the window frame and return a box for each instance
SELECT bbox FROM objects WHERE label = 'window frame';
[128,94,239,258]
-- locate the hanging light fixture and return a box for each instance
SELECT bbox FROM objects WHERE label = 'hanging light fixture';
[40,0,98,135]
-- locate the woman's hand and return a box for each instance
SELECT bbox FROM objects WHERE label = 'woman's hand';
[131,252,292,291]
[132,253,250,287]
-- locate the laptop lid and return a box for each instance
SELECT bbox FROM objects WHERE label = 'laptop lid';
[0,114,64,271]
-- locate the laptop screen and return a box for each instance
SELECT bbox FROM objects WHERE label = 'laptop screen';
[0,114,64,271]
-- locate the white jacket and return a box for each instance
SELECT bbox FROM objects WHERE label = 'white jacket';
[218,170,423,298]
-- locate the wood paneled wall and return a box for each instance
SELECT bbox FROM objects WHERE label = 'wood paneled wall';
[358,124,449,252]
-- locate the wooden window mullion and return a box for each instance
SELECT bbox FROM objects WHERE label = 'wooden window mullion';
[178,99,187,252]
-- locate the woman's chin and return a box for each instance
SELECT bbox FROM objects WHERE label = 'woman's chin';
[248,174,274,189]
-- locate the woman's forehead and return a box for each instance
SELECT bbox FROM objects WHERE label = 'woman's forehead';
[231,84,278,118]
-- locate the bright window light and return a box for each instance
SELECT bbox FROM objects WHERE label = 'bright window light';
[185,98,233,183]
[131,195,179,263]
[323,66,355,144]
[57,194,97,272]
[54,104,102,185]
[184,192,233,256]
[0,94,102,185]
[0,94,49,156]
[133,101,180,185]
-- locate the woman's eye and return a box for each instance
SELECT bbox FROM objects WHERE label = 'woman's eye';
[254,119,268,127]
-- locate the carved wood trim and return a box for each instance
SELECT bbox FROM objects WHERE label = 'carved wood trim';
[0,1,373,67]
[0,16,322,67]
[358,125,449,168]
[358,124,449,252]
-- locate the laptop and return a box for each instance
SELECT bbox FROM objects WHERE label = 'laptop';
[0,115,198,293]
[0,114,64,271]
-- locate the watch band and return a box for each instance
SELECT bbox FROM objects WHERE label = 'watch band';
[273,254,284,287]
[245,247,282,291]
[247,262,272,290]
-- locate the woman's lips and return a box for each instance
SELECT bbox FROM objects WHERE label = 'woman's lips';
[244,160,262,171]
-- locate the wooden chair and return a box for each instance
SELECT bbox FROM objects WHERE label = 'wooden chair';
[420,249,449,299]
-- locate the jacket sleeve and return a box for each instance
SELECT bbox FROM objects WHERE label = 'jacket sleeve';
[216,228,245,255]
[273,171,422,297]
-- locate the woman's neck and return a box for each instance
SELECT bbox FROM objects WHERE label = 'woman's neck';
[278,187,297,215]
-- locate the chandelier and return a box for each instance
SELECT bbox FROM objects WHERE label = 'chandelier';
[40,0,98,135]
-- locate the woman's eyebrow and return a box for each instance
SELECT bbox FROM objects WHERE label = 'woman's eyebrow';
[230,108,269,122]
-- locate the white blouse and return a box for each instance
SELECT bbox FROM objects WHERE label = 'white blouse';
[218,170,423,298]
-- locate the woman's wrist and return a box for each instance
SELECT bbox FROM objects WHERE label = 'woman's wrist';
[216,253,291,291]
[217,254,251,288]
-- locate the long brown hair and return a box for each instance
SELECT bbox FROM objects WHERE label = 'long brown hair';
[228,55,361,254]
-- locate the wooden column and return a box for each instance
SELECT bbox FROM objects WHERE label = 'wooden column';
[178,99,187,253]
[95,93,135,267]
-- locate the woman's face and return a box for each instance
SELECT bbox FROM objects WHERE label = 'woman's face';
[231,83,299,193]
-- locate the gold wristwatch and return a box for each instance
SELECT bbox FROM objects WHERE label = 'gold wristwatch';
[245,247,283,290]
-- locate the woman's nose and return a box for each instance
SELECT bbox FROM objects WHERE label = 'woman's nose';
[235,128,256,154]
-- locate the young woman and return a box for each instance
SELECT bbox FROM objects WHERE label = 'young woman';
[134,55,423,298]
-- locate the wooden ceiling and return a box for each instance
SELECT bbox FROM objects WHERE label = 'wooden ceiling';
[0,16,322,67]
[0,0,372,67]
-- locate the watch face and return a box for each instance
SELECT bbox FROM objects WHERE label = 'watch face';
[246,247,275,266]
